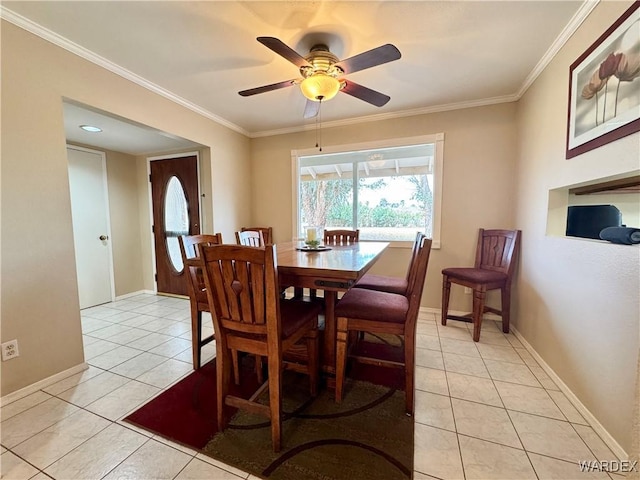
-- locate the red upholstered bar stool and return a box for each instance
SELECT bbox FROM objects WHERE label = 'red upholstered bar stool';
[353,231,423,296]
[334,234,431,415]
[441,229,521,342]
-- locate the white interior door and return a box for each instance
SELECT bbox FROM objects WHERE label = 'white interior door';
[67,146,114,308]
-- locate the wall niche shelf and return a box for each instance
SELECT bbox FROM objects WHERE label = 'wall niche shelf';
[569,175,640,195]
[547,171,640,239]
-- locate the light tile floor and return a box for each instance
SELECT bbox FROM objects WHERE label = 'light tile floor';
[0,294,624,480]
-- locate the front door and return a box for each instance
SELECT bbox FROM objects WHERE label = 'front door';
[150,155,200,296]
[67,146,114,308]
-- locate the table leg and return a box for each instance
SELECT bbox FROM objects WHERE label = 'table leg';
[322,290,337,373]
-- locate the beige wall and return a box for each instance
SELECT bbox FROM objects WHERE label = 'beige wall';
[250,102,518,309]
[3,2,637,459]
[0,22,251,395]
[514,1,639,455]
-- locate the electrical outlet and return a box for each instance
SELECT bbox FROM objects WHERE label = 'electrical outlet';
[1,340,19,361]
[464,287,472,294]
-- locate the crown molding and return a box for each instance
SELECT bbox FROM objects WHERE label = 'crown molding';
[250,94,519,138]
[2,1,599,140]
[0,6,250,137]
[251,0,599,138]
[517,0,600,98]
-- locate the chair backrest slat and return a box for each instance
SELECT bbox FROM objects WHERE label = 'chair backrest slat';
[324,229,360,245]
[179,233,223,260]
[405,231,424,285]
[236,230,265,247]
[178,233,223,301]
[241,226,273,245]
[200,244,280,340]
[475,229,521,276]
[405,234,432,330]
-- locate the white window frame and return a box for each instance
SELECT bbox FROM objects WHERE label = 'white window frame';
[291,133,444,248]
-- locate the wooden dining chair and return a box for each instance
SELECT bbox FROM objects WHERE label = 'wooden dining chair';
[441,229,521,342]
[353,231,423,296]
[324,228,360,245]
[199,243,321,452]
[235,229,265,247]
[241,226,273,245]
[334,234,432,415]
[178,233,223,369]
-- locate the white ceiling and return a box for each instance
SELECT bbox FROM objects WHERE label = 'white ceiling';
[3,1,589,154]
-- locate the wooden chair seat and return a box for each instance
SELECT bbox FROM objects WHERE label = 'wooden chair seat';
[441,229,521,342]
[334,234,432,415]
[441,268,508,285]
[353,231,423,297]
[353,274,408,296]
[335,288,409,324]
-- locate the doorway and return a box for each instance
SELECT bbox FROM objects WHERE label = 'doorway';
[150,154,201,296]
[67,145,115,308]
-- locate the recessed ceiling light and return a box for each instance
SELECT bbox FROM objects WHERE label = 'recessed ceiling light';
[79,125,102,133]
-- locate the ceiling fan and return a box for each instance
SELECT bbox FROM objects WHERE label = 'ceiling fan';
[239,37,401,118]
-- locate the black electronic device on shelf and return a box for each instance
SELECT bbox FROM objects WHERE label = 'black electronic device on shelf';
[566,204,622,240]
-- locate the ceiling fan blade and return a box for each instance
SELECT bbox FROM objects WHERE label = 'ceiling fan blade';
[341,80,390,107]
[335,44,401,75]
[238,79,297,97]
[257,37,311,68]
[303,100,320,119]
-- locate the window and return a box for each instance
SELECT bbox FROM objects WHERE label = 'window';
[292,134,443,246]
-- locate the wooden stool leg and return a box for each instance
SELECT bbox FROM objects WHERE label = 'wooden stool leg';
[192,309,201,369]
[441,276,451,326]
[472,289,486,342]
[404,328,416,415]
[217,348,231,431]
[306,331,319,397]
[501,284,511,333]
[255,355,264,384]
[232,350,240,385]
[267,353,282,452]
[335,317,349,403]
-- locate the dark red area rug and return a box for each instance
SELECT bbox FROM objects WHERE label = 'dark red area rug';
[125,360,259,449]
[124,335,413,479]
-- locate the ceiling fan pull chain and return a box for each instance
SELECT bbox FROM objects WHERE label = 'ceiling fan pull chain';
[318,99,323,152]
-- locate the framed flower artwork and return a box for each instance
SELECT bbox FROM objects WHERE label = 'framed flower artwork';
[566,1,640,159]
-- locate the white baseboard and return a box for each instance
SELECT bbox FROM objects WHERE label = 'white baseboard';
[1,363,89,406]
[510,325,628,462]
[420,306,627,461]
[115,290,156,301]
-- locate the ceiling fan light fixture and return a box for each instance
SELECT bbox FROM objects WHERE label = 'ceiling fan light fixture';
[300,74,342,102]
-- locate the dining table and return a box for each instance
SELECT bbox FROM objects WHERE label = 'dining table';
[276,240,389,373]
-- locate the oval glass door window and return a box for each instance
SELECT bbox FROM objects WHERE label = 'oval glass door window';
[164,176,189,273]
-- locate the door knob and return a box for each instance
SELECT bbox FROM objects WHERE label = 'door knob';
[99,235,109,241]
